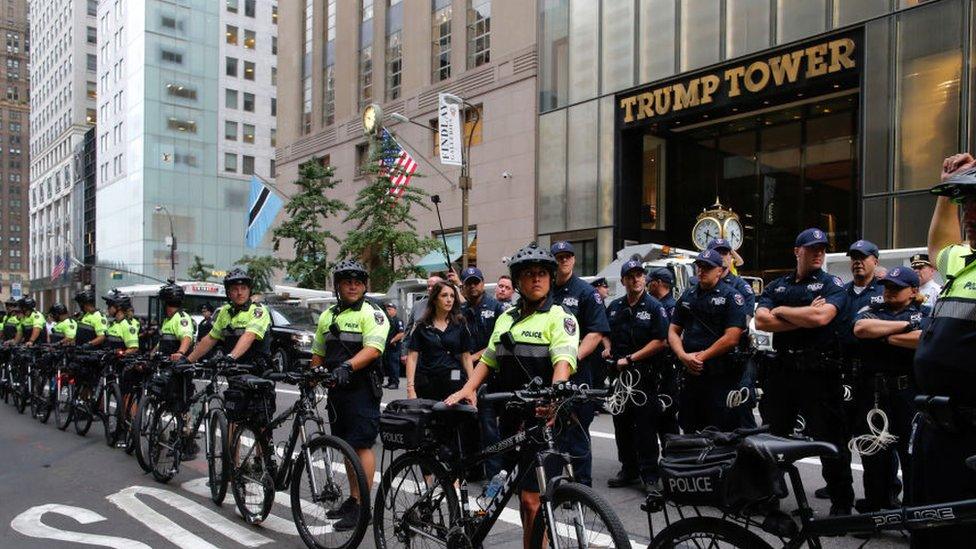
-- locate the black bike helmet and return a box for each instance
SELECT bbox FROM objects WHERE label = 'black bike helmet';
[103,289,132,310]
[332,259,369,285]
[158,281,185,306]
[932,166,976,200]
[223,268,253,292]
[49,303,68,316]
[18,296,36,310]
[507,242,557,280]
[74,289,96,306]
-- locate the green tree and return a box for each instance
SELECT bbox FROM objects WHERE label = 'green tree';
[186,255,214,282]
[340,133,441,292]
[273,159,347,289]
[234,255,284,294]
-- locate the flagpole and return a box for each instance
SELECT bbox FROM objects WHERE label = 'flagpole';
[253,172,290,200]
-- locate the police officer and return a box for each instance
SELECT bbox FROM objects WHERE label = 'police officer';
[187,269,272,367]
[1,299,20,345]
[910,153,976,546]
[494,275,516,309]
[382,302,405,389]
[910,253,942,309]
[446,242,578,548]
[309,260,388,531]
[669,250,748,433]
[645,267,681,439]
[197,304,215,342]
[852,266,923,513]
[17,297,48,346]
[73,289,108,347]
[647,269,676,319]
[605,258,669,492]
[755,227,853,516]
[157,282,195,360]
[708,238,756,313]
[48,304,76,344]
[103,290,139,355]
[550,240,610,487]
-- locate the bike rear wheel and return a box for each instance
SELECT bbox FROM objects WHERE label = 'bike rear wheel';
[54,377,74,430]
[133,396,156,472]
[147,406,182,483]
[291,434,369,549]
[229,424,275,525]
[12,367,27,414]
[529,482,633,549]
[73,385,94,436]
[102,381,123,447]
[207,409,229,505]
[650,517,773,549]
[373,452,460,549]
[31,370,53,423]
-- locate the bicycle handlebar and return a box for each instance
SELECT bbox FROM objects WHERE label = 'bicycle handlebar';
[481,381,608,405]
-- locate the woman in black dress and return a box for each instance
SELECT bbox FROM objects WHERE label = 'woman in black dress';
[405,280,474,401]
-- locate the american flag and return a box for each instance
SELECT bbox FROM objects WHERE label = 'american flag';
[51,255,67,280]
[380,129,418,202]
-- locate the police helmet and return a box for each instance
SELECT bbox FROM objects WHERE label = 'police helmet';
[49,303,68,316]
[332,259,369,285]
[508,242,557,280]
[932,166,976,200]
[74,289,96,306]
[18,296,36,310]
[103,289,132,310]
[158,281,185,306]
[223,268,253,292]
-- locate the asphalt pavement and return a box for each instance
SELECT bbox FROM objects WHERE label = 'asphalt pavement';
[0,382,910,548]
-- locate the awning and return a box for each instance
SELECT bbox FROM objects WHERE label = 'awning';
[415,232,477,273]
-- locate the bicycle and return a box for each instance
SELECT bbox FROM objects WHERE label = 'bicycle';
[27,345,63,423]
[69,349,124,445]
[643,397,976,548]
[225,367,369,549]
[373,379,632,549]
[8,347,33,414]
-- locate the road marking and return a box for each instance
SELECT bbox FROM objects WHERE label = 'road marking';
[107,485,274,548]
[180,478,298,536]
[10,504,152,549]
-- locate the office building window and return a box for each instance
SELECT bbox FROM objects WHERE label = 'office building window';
[270,159,276,177]
[323,0,337,125]
[271,97,277,116]
[467,0,490,68]
[359,46,373,108]
[86,54,97,71]
[167,117,197,133]
[225,120,238,141]
[226,25,238,45]
[272,4,278,24]
[244,30,256,49]
[226,56,238,76]
[86,108,96,123]
[88,0,98,16]
[165,83,197,100]
[432,0,452,81]
[227,0,238,13]
[242,155,255,175]
[224,153,237,172]
[385,32,402,101]
[225,88,238,109]
[272,66,277,86]
[270,128,277,147]
[243,124,255,144]
[272,36,277,55]
[243,92,255,112]
[244,61,255,80]
[245,0,256,17]
[87,26,97,44]
[161,50,183,64]
[86,80,97,99]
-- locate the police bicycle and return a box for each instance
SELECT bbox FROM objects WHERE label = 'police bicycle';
[643,402,976,548]
[64,349,124,444]
[373,378,632,549]
[24,344,65,423]
[224,366,370,549]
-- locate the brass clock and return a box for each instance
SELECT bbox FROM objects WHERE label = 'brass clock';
[691,198,744,251]
[362,103,382,135]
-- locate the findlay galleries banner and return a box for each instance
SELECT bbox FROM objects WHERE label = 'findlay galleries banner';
[617,30,862,130]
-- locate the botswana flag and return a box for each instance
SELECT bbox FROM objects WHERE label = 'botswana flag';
[245,175,283,249]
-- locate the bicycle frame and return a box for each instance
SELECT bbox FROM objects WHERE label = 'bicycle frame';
[252,382,327,493]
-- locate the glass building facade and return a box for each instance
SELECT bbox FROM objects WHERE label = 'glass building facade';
[537,0,973,275]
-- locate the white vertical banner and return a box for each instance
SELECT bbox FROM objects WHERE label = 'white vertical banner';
[437,93,463,166]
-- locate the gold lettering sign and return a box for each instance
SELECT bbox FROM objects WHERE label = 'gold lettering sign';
[619,37,856,124]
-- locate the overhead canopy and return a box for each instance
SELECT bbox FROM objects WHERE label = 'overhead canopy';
[415,232,477,273]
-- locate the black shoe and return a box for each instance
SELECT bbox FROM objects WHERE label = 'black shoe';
[382,382,394,389]
[814,486,830,500]
[829,504,852,517]
[641,478,661,494]
[326,497,356,520]
[607,470,640,488]
[334,501,363,532]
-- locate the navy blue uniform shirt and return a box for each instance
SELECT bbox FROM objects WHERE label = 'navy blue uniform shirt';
[672,281,748,353]
[386,316,405,352]
[659,293,677,321]
[838,277,885,350]
[552,275,611,338]
[855,302,924,375]
[607,291,669,361]
[406,320,472,376]
[756,269,846,351]
[462,294,506,353]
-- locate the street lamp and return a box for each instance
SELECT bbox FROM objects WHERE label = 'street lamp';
[154,205,176,281]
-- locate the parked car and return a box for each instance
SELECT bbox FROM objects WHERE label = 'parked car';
[266,302,319,372]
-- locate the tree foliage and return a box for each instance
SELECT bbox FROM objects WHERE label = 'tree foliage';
[186,255,214,282]
[234,255,284,294]
[272,160,347,289]
[340,133,441,292]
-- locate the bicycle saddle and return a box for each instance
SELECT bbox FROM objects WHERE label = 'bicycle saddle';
[173,364,196,374]
[432,401,477,419]
[742,433,837,463]
[233,374,274,390]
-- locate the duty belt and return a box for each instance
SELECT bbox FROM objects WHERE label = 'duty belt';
[870,372,912,392]
[774,349,841,372]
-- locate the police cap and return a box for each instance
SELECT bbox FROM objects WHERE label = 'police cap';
[795,228,829,248]
[880,266,920,288]
[847,239,879,259]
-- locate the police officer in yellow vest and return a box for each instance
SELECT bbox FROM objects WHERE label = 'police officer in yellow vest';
[18,296,48,346]
[74,289,108,348]
[103,290,139,355]
[1,299,20,345]
[188,269,271,367]
[310,259,388,531]
[48,304,76,344]
[911,153,976,547]
[156,282,195,360]
[447,243,579,549]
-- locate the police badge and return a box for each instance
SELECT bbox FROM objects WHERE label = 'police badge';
[734,293,744,306]
[564,317,577,336]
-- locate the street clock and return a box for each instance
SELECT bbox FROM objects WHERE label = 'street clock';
[362,103,382,135]
[691,198,744,251]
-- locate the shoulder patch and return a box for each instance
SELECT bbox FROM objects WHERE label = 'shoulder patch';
[563,316,577,336]
[734,293,744,306]
[374,311,386,325]
[832,276,843,287]
[129,326,137,335]
[592,291,603,305]
[253,306,264,318]
[180,318,189,327]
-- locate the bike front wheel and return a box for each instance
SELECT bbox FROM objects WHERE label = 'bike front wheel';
[373,452,460,549]
[31,370,53,423]
[102,382,123,447]
[54,378,74,430]
[229,424,275,525]
[147,406,182,483]
[530,482,634,549]
[650,516,773,549]
[207,409,229,505]
[291,434,369,549]
[133,395,156,472]
[12,368,27,414]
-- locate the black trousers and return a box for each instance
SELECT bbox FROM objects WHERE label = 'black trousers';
[854,376,915,508]
[760,358,854,508]
[679,368,739,434]
[910,420,976,547]
[610,366,660,482]
[414,369,465,402]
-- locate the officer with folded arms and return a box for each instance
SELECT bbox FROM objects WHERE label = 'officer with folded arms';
[605,258,669,492]
[668,250,747,433]
[755,227,853,516]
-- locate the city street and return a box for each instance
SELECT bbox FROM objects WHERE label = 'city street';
[0,383,910,548]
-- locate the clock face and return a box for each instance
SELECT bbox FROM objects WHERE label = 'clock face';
[363,106,376,132]
[692,217,722,251]
[723,218,744,250]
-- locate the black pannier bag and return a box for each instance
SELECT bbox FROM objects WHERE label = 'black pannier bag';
[659,428,780,510]
[379,398,441,451]
[148,367,194,413]
[223,375,276,425]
